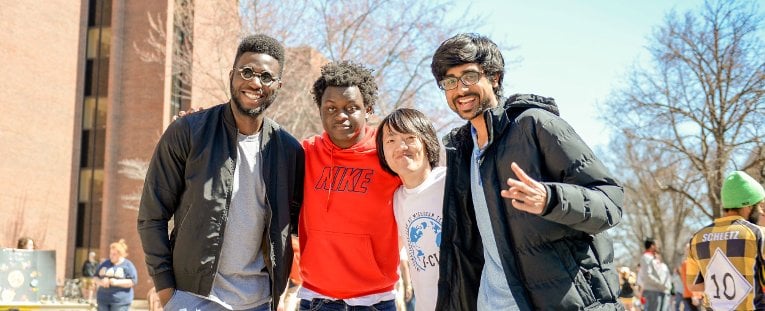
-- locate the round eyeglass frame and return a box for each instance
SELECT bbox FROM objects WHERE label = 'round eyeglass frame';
[235,67,280,86]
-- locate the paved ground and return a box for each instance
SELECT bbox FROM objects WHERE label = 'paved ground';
[131,299,150,310]
[0,300,149,311]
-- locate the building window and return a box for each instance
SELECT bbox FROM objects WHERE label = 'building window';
[75,0,112,274]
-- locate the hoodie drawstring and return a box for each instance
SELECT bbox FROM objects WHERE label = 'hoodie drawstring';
[325,147,334,212]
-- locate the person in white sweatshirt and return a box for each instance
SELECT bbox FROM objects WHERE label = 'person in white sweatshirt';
[375,108,444,311]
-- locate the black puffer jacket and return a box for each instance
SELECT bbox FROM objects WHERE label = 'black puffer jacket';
[436,94,624,310]
[137,103,304,310]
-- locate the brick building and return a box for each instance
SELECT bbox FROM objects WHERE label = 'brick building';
[0,0,324,298]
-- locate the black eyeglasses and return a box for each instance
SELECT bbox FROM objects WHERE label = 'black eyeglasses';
[235,67,279,86]
[438,71,485,91]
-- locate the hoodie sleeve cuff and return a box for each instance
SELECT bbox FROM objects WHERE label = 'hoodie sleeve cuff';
[152,270,176,292]
[540,184,558,216]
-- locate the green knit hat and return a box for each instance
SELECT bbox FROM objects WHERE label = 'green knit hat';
[721,171,765,209]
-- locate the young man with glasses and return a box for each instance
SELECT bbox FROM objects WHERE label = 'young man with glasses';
[430,33,624,310]
[138,34,304,311]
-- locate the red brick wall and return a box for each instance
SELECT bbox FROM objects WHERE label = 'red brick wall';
[102,0,171,298]
[0,1,87,282]
[0,0,323,301]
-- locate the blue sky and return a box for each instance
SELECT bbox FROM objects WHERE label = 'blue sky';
[455,0,706,149]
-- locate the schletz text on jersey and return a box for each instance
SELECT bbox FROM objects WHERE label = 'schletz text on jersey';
[701,231,740,242]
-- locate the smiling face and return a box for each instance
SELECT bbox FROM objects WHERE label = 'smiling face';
[443,63,499,121]
[229,52,282,119]
[382,126,431,182]
[320,86,370,149]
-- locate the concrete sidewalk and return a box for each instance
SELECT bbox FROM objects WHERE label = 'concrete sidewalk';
[131,299,150,310]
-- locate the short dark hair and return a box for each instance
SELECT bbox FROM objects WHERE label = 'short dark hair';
[430,33,505,99]
[644,238,656,250]
[17,237,34,249]
[376,108,440,176]
[234,34,286,74]
[312,61,378,113]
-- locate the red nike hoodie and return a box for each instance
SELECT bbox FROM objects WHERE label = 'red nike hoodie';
[299,127,401,299]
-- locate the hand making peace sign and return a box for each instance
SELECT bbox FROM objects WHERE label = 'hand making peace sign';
[500,162,547,215]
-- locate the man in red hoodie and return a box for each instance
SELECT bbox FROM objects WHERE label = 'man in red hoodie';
[297,61,401,311]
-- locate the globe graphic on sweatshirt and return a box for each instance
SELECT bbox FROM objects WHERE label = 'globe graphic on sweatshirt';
[407,214,442,272]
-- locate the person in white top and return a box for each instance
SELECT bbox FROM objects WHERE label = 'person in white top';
[639,238,672,311]
[375,108,445,311]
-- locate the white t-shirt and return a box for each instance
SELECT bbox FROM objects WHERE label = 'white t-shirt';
[394,166,446,311]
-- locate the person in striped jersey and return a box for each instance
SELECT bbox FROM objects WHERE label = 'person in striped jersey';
[687,171,765,311]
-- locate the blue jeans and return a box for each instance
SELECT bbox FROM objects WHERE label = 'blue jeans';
[164,290,270,311]
[299,299,396,311]
[404,293,415,311]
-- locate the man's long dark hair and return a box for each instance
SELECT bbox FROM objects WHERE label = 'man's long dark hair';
[431,33,505,100]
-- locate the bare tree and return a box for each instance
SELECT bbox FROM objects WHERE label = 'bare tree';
[133,0,488,138]
[604,132,707,269]
[134,0,242,110]
[265,47,328,140]
[3,195,48,249]
[603,0,765,225]
[133,0,194,105]
[118,159,150,211]
[242,0,485,136]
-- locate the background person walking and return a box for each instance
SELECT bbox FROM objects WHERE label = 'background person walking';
[686,171,765,310]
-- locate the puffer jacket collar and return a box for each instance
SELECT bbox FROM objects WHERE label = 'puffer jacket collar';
[485,94,559,148]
